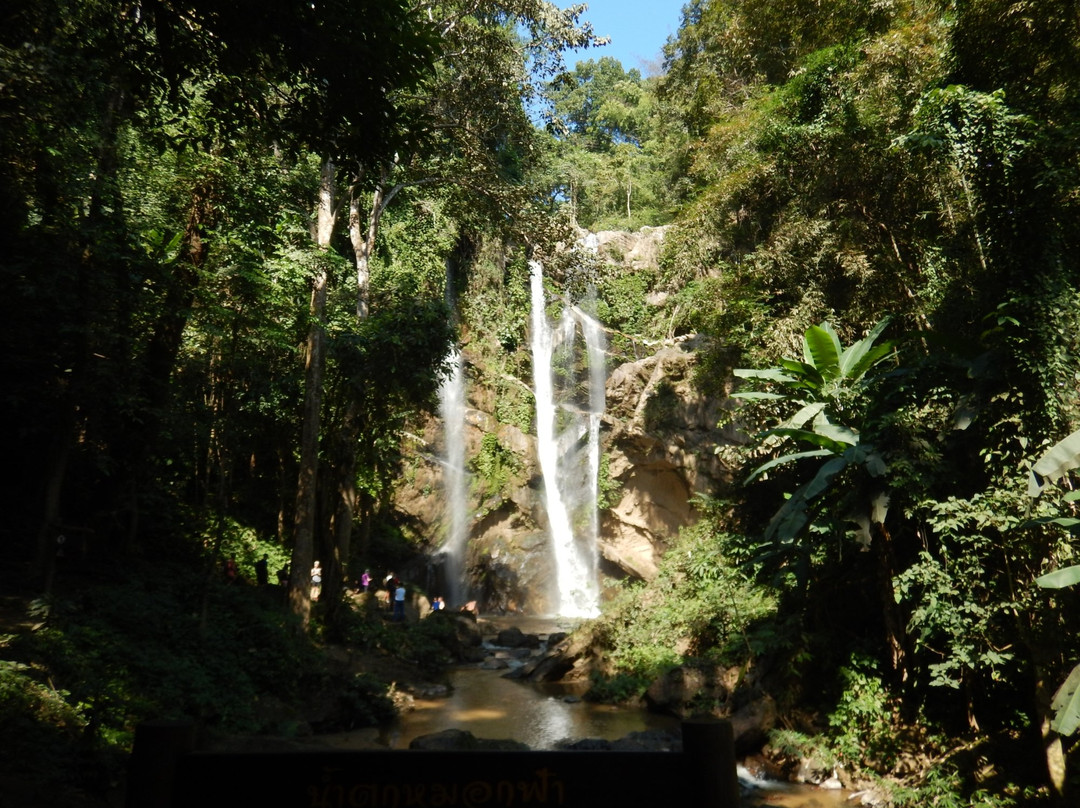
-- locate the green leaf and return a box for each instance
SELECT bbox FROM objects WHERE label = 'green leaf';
[730,391,787,401]
[804,323,841,379]
[1028,428,1080,496]
[838,317,892,380]
[864,451,888,477]
[764,427,851,455]
[1035,565,1080,590]
[746,449,834,484]
[764,490,810,543]
[734,367,798,384]
[784,402,827,429]
[1018,516,1080,531]
[812,420,860,447]
[1049,663,1080,736]
[779,359,825,389]
[802,455,849,501]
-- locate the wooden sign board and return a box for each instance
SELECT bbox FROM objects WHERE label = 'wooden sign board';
[175,749,696,807]
[129,718,737,808]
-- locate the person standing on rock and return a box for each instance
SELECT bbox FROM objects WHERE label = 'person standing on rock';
[393,581,406,621]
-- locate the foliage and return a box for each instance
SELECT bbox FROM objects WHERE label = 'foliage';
[595,453,619,513]
[331,673,398,731]
[0,654,92,787]
[826,654,902,771]
[471,433,522,502]
[1024,428,1080,738]
[541,56,678,229]
[0,558,348,798]
[584,518,776,694]
[732,318,894,556]
[584,671,651,704]
[339,606,460,676]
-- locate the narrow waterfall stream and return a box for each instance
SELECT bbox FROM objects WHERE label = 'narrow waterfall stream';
[437,343,469,606]
[437,258,470,607]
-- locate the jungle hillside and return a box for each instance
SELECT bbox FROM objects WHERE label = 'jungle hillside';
[3,1,1080,806]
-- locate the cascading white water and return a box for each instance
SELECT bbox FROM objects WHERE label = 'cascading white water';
[575,302,607,571]
[437,264,470,607]
[529,260,603,618]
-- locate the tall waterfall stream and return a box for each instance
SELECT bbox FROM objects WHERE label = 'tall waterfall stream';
[528,260,602,617]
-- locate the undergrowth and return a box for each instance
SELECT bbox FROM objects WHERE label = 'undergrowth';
[583,520,777,702]
[0,553,421,802]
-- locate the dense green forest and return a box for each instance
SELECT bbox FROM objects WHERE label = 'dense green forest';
[3,0,1080,805]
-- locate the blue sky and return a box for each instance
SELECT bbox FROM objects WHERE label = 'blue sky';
[556,0,687,76]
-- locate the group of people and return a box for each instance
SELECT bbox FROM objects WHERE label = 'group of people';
[223,555,462,619]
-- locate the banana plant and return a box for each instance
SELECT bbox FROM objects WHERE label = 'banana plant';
[1023,428,1080,737]
[732,318,895,545]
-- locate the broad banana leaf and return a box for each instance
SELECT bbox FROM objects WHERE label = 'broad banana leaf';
[764,427,852,455]
[1036,565,1080,589]
[733,367,798,383]
[804,324,842,380]
[783,401,827,429]
[811,418,860,447]
[730,391,787,400]
[1050,662,1080,736]
[765,456,849,542]
[839,317,893,380]
[746,449,833,484]
[779,359,825,390]
[1028,427,1080,496]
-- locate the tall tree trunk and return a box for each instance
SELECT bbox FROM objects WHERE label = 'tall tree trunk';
[288,160,336,629]
[322,400,360,625]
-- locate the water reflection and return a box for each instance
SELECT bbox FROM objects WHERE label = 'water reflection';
[380,666,680,750]
[378,666,856,808]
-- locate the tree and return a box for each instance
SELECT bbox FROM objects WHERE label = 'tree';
[302,0,605,616]
[0,0,439,584]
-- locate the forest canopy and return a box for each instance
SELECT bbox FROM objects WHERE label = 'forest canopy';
[3,0,1080,805]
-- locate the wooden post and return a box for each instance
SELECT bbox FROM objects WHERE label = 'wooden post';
[681,717,740,807]
[126,720,196,808]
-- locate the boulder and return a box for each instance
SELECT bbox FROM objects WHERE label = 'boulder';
[495,626,542,649]
[408,729,529,751]
[729,695,778,757]
[644,663,733,717]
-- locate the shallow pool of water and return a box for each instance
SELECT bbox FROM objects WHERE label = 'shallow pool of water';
[321,616,854,808]
[381,665,682,750]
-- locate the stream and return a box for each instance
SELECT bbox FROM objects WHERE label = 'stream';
[322,617,855,807]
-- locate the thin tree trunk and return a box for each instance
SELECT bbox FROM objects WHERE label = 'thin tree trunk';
[349,170,402,320]
[874,521,907,681]
[289,160,336,629]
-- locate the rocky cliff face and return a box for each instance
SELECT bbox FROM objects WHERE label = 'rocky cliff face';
[392,226,742,612]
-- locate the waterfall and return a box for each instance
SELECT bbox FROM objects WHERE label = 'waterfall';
[529,260,603,618]
[438,265,470,607]
[576,301,607,575]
